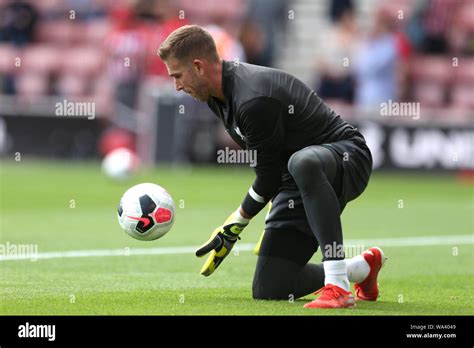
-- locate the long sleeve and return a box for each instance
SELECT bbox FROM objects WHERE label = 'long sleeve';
[239,96,285,217]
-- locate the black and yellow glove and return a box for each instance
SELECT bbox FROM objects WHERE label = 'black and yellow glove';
[195,209,249,276]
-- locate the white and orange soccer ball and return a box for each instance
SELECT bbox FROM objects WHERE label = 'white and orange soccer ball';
[117,183,175,241]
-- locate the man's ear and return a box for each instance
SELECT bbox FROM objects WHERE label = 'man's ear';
[193,59,205,76]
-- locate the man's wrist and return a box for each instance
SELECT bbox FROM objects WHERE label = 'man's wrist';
[234,207,250,225]
[238,207,252,221]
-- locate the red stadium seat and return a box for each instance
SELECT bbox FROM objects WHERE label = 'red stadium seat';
[15,72,49,97]
[453,58,474,84]
[412,81,446,108]
[55,73,88,97]
[179,0,246,23]
[21,44,61,74]
[409,55,454,108]
[35,20,76,44]
[451,84,474,109]
[83,19,111,45]
[61,46,104,77]
[410,55,453,84]
[450,58,474,108]
[32,0,65,17]
[458,1,474,32]
[0,44,20,74]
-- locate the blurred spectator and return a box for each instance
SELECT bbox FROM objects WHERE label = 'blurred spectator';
[378,3,413,102]
[239,18,266,65]
[0,0,38,46]
[141,0,189,77]
[328,0,354,24]
[133,0,160,21]
[63,0,107,21]
[104,4,147,109]
[242,0,287,67]
[407,0,462,54]
[207,24,246,62]
[354,7,398,107]
[394,30,413,102]
[178,0,247,28]
[315,9,358,103]
[449,0,474,56]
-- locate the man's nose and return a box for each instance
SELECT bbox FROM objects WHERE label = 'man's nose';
[175,80,183,91]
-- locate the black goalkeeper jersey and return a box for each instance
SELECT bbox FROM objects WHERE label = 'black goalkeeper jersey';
[207,60,362,217]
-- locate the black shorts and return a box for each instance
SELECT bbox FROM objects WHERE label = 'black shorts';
[265,134,373,237]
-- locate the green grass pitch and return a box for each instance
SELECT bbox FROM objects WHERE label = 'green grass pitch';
[0,160,473,315]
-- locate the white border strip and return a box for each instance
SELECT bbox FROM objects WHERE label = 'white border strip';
[248,186,265,203]
[0,234,472,261]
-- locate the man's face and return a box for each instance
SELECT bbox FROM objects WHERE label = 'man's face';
[165,56,211,102]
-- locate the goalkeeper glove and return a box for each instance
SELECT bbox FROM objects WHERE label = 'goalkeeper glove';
[195,208,249,276]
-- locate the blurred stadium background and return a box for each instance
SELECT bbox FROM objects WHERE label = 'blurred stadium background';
[0,0,472,169]
[0,0,473,316]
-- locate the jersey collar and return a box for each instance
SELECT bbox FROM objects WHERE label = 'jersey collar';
[220,60,235,106]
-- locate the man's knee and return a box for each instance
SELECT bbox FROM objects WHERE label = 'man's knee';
[252,279,291,300]
[252,254,300,300]
[287,147,326,181]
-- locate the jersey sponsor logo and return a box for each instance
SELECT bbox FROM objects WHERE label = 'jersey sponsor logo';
[234,127,246,142]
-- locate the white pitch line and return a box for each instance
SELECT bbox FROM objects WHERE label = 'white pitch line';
[0,234,472,262]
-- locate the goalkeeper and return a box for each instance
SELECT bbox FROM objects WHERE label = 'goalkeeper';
[159,25,386,309]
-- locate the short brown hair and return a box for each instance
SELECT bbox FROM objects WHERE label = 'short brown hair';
[158,25,219,62]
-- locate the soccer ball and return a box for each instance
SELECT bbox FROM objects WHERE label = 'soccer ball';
[102,148,139,180]
[117,183,175,241]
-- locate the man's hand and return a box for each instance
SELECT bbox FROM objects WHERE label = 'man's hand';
[195,209,249,276]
